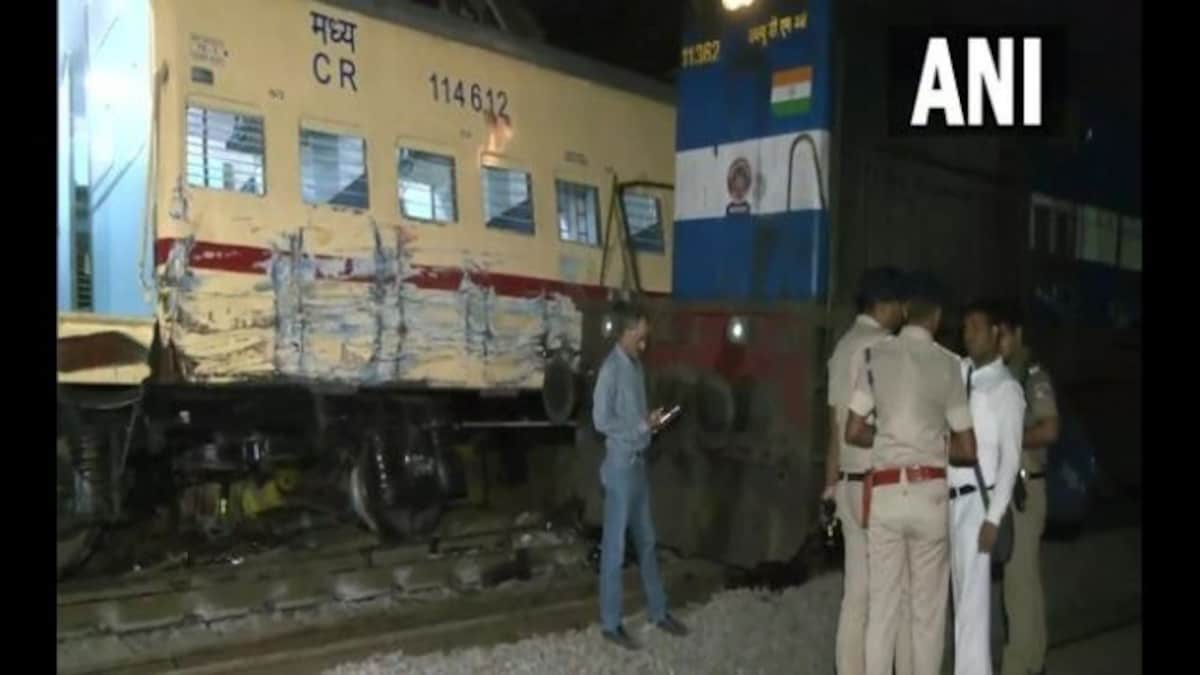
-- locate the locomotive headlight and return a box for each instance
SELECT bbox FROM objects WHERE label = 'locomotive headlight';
[722,0,755,10]
[601,314,616,339]
[726,316,749,345]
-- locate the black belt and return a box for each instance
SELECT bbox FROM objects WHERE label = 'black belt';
[840,471,867,482]
[949,483,994,499]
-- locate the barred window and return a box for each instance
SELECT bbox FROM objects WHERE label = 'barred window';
[186,105,265,195]
[1119,217,1142,271]
[556,180,600,246]
[1029,194,1076,258]
[1076,205,1119,265]
[482,166,534,234]
[300,127,369,209]
[1029,203,1051,253]
[398,148,457,223]
[622,193,665,253]
[1052,209,1077,258]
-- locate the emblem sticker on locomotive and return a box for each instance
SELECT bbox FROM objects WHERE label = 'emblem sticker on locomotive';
[770,66,813,118]
[726,157,753,215]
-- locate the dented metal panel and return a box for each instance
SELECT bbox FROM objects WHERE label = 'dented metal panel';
[156,231,583,388]
[138,0,674,390]
[57,314,155,385]
[562,300,826,566]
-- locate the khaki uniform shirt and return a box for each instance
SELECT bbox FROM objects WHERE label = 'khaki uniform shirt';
[828,315,893,473]
[1015,362,1058,473]
[848,325,973,469]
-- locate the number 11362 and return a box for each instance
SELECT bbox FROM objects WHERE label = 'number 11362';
[429,72,510,121]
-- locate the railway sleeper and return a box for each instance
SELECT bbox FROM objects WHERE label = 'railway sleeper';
[57,556,726,675]
[57,520,549,610]
[57,541,585,642]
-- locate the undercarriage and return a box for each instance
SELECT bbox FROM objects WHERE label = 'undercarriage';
[55,380,576,579]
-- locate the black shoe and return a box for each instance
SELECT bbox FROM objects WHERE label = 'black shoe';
[653,613,689,637]
[602,626,640,650]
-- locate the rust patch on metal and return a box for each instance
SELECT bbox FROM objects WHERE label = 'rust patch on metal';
[57,332,151,373]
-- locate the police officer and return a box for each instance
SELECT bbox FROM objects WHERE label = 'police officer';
[824,267,913,675]
[845,273,977,675]
[996,303,1058,675]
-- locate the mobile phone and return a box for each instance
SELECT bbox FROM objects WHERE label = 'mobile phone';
[658,404,682,428]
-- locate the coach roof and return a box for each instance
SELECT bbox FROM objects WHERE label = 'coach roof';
[323,0,677,105]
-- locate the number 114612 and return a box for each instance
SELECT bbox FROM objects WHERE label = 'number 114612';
[429,72,510,121]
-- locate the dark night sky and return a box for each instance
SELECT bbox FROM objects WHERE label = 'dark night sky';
[521,0,687,81]
[521,0,1140,124]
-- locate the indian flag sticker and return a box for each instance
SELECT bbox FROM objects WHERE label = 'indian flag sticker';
[771,66,812,117]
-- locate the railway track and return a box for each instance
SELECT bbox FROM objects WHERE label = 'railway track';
[92,557,727,675]
[57,514,595,675]
[59,502,1139,674]
[156,558,1138,675]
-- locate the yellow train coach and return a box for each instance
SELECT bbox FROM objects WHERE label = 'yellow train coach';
[155,0,673,387]
[57,0,680,574]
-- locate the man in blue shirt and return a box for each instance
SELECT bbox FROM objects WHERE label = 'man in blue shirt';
[592,302,688,649]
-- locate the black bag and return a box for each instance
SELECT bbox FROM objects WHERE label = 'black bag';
[973,462,1014,565]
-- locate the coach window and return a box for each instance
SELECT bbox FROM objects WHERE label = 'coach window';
[1052,208,1077,259]
[1076,205,1119,265]
[300,127,369,209]
[1029,194,1076,258]
[1119,217,1142,272]
[622,193,665,253]
[555,180,600,246]
[1028,202,1050,253]
[482,166,534,234]
[186,105,265,195]
[398,148,457,223]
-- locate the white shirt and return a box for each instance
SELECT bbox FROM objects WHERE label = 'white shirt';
[949,357,1025,525]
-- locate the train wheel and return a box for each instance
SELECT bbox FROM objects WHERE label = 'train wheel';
[348,419,444,540]
[542,354,577,424]
[57,405,98,579]
[57,527,97,580]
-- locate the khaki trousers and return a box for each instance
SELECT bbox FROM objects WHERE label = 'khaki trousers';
[1001,478,1047,675]
[837,479,914,675]
[864,479,950,675]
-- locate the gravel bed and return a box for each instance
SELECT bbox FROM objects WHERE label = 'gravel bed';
[326,572,843,675]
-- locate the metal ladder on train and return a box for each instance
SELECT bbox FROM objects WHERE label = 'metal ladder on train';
[597,176,673,301]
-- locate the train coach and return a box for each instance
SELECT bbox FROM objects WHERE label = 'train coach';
[57,0,685,575]
[60,0,1126,578]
